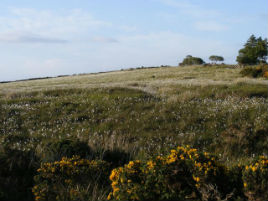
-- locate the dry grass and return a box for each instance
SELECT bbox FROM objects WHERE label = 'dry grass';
[1,65,267,98]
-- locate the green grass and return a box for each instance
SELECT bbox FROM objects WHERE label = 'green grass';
[0,65,268,200]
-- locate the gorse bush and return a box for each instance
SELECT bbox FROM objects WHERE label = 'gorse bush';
[240,65,268,78]
[32,156,111,201]
[4,144,264,201]
[108,146,243,201]
[242,156,268,201]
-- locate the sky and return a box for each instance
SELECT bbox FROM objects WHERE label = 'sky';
[0,0,267,81]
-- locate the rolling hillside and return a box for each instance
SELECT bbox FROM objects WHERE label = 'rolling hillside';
[0,65,268,201]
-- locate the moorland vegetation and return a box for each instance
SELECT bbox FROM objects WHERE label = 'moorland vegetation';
[0,35,268,201]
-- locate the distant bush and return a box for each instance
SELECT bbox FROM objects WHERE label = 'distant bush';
[240,64,268,78]
[242,156,268,201]
[108,146,243,201]
[33,156,111,201]
[209,55,224,64]
[179,55,205,66]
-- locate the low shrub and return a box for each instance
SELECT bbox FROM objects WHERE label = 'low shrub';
[108,146,242,201]
[242,156,268,201]
[32,156,111,201]
[240,65,268,78]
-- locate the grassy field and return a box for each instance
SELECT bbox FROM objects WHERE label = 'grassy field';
[1,65,267,96]
[0,65,268,201]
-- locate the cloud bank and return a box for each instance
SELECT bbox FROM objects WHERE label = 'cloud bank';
[0,33,68,43]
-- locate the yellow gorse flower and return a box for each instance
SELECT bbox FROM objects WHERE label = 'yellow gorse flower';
[127,161,135,168]
[147,160,155,169]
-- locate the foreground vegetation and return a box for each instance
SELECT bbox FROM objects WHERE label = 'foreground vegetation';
[31,146,268,201]
[0,65,268,201]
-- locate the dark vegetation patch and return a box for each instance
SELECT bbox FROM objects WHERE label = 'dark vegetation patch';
[240,64,268,78]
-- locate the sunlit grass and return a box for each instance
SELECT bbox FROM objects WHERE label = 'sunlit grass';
[1,65,267,97]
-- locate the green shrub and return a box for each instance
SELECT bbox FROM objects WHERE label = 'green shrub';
[242,156,268,201]
[33,156,111,201]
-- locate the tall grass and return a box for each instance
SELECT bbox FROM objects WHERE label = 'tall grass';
[1,86,267,160]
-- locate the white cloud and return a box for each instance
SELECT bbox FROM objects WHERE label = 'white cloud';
[158,0,229,32]
[158,0,221,19]
[0,8,110,40]
[194,21,229,31]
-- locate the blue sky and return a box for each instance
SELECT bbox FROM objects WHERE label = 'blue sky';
[0,0,267,81]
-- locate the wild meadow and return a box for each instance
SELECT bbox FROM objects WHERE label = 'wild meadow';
[0,65,268,201]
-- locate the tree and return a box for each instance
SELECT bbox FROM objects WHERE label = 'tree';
[236,35,268,65]
[209,55,224,64]
[179,55,205,66]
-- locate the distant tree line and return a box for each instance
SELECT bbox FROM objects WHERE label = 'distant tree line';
[179,55,224,66]
[178,34,267,66]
